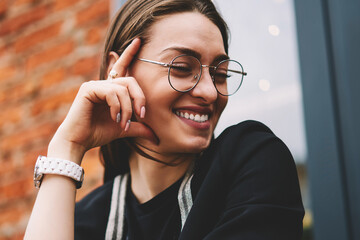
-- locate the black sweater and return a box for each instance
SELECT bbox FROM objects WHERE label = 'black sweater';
[75,120,304,239]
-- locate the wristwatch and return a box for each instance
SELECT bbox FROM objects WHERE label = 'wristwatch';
[34,155,84,189]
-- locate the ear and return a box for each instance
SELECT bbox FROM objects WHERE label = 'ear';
[106,51,120,79]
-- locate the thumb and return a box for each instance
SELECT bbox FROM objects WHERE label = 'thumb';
[123,121,159,145]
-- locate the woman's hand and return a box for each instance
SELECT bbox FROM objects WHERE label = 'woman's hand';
[48,38,157,164]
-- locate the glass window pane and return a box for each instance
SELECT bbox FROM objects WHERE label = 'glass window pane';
[213,0,312,238]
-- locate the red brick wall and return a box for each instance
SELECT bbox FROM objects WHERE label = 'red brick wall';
[0,0,110,239]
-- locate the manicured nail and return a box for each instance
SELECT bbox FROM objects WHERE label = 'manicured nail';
[116,113,121,123]
[125,120,131,131]
[140,106,146,118]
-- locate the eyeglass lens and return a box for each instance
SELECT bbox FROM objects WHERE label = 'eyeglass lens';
[168,55,244,96]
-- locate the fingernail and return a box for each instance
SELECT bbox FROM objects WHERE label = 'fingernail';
[116,113,121,123]
[125,120,131,132]
[140,106,146,118]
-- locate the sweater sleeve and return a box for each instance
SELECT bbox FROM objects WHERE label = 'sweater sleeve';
[204,122,304,240]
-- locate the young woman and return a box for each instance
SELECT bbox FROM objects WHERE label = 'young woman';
[25,0,304,239]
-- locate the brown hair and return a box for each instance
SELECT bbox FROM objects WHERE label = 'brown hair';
[100,0,229,182]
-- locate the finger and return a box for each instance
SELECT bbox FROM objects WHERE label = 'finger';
[110,77,146,118]
[123,122,159,145]
[82,82,121,122]
[112,38,141,77]
[112,85,133,129]
[105,91,121,123]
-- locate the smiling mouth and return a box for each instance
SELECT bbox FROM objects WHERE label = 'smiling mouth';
[175,111,209,123]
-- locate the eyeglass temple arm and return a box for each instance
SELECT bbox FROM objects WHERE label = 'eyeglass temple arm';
[204,65,247,76]
[228,69,247,76]
[138,58,170,67]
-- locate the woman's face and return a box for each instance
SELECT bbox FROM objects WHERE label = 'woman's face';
[129,12,228,155]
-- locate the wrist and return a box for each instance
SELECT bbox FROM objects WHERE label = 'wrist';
[48,137,86,165]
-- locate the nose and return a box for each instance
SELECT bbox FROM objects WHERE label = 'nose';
[189,67,218,103]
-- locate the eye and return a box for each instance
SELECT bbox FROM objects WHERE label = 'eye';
[171,63,192,73]
[215,72,231,78]
[214,67,231,83]
[170,61,195,78]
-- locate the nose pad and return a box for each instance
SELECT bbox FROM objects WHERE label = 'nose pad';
[190,68,218,102]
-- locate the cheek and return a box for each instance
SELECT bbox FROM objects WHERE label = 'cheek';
[214,96,228,122]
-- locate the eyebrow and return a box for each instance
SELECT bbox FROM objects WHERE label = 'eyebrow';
[160,46,230,62]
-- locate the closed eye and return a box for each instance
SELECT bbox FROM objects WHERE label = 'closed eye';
[171,64,192,72]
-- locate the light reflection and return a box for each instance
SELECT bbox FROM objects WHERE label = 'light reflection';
[259,79,271,91]
[268,24,280,36]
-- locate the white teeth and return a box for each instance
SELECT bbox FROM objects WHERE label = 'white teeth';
[175,111,209,123]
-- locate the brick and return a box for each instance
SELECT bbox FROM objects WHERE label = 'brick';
[0,79,39,104]
[0,0,8,18]
[76,0,109,27]
[0,232,26,240]
[0,233,26,240]
[0,105,23,128]
[23,146,47,169]
[0,1,114,238]
[54,0,80,11]
[1,122,58,150]
[40,67,66,89]
[31,87,77,116]
[14,21,63,53]
[0,42,8,57]
[0,90,5,103]
[0,203,26,225]
[0,4,48,36]
[13,0,39,6]
[82,147,103,176]
[85,21,108,45]
[76,147,103,201]
[0,177,33,201]
[71,55,100,76]
[0,151,13,176]
[0,65,16,83]
[26,40,74,71]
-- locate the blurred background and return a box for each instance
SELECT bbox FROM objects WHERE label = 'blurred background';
[0,0,359,239]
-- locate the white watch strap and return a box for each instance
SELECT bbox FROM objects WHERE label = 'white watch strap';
[35,156,83,182]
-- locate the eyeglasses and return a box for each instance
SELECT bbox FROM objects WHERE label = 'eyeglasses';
[137,54,247,96]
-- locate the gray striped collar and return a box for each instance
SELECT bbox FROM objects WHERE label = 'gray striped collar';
[105,163,195,240]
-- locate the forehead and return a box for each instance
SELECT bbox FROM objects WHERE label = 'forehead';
[142,12,226,61]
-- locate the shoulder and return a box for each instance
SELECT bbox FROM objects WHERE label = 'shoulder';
[212,120,303,216]
[183,121,304,239]
[213,120,294,176]
[195,120,287,183]
[216,120,276,152]
[75,179,114,239]
[199,120,302,207]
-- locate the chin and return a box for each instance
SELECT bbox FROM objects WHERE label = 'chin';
[179,136,212,154]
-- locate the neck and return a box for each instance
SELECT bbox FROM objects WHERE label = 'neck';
[129,150,195,204]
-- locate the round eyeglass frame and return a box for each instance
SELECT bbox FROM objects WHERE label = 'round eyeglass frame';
[138,54,247,96]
